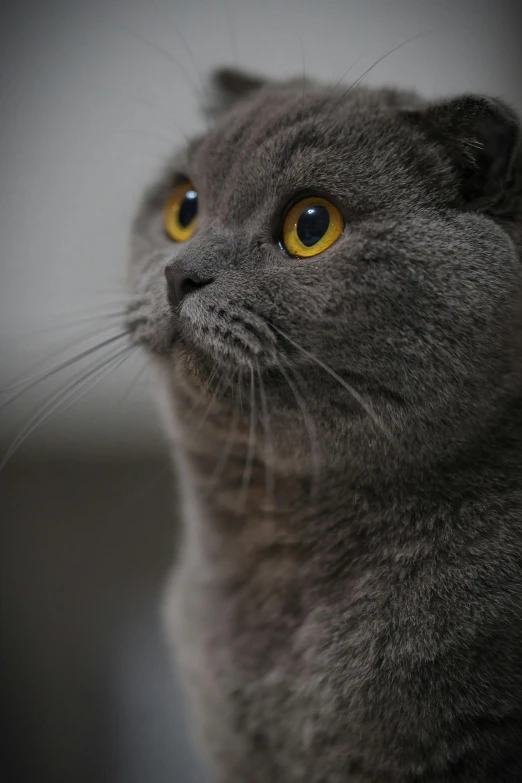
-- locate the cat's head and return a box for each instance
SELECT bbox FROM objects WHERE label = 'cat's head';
[127,68,522,474]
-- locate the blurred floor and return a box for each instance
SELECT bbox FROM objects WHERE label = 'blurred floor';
[0,456,206,783]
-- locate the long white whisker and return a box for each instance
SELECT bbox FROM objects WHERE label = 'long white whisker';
[1,322,127,394]
[148,0,206,91]
[204,369,241,496]
[236,365,244,415]
[311,44,368,120]
[182,361,220,423]
[79,83,191,144]
[0,310,126,349]
[256,359,275,511]
[238,364,256,510]
[119,24,201,95]
[270,323,392,440]
[277,360,322,498]
[116,353,149,407]
[0,345,134,469]
[327,31,431,119]
[187,365,228,438]
[0,331,130,408]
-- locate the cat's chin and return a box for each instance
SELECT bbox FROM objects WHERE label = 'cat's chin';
[178,294,279,371]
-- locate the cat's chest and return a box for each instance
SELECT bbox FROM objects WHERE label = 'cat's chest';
[167,538,384,781]
[168,483,377,675]
[169,494,376,685]
[165,497,467,782]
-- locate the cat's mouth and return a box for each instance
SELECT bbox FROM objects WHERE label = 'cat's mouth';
[125,290,282,371]
[178,296,280,369]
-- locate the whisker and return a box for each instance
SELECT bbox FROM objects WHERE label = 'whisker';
[79,82,192,143]
[204,369,240,495]
[69,10,200,107]
[236,365,244,415]
[238,364,256,510]
[83,284,130,295]
[276,359,321,498]
[269,323,392,440]
[255,359,275,511]
[20,310,126,337]
[187,365,227,438]
[0,309,127,349]
[57,292,129,305]
[116,354,149,407]
[119,25,202,97]
[138,115,191,143]
[182,361,220,423]
[0,345,134,470]
[326,31,432,119]
[1,314,126,390]
[148,0,206,91]
[321,51,366,104]
[0,331,129,406]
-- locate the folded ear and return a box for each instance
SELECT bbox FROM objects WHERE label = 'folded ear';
[402,95,520,211]
[204,67,268,118]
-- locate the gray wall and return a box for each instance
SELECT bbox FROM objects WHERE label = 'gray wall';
[1,1,521,782]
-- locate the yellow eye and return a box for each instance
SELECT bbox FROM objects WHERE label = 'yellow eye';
[281,196,344,258]
[164,182,198,242]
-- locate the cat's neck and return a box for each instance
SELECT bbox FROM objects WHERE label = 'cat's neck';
[172,387,522,566]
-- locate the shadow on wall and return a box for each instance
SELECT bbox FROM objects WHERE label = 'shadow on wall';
[0,456,206,783]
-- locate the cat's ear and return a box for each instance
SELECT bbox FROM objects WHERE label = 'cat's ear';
[204,67,268,118]
[402,95,520,211]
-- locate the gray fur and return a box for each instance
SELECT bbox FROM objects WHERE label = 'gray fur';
[126,69,522,781]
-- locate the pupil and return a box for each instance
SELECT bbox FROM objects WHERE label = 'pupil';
[179,190,198,228]
[296,205,330,247]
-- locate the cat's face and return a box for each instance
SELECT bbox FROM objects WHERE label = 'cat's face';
[127,70,522,472]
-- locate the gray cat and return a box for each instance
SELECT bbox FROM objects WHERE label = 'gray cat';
[126,68,522,782]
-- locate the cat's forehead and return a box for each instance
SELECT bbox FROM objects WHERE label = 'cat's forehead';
[183,84,422,221]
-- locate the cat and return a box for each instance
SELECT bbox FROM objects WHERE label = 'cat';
[126,67,522,782]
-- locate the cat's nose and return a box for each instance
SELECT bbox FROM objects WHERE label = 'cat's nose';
[164,261,214,307]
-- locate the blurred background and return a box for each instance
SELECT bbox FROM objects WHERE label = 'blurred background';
[1,0,521,780]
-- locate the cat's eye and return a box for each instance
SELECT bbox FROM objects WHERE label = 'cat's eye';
[281,196,344,258]
[164,182,198,242]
